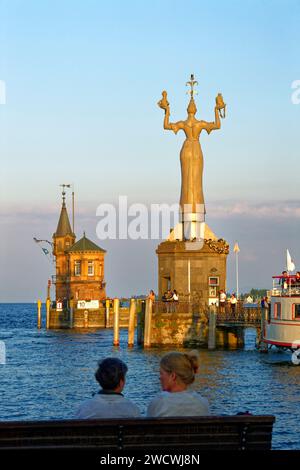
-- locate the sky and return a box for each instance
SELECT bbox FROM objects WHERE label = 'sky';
[0,0,300,301]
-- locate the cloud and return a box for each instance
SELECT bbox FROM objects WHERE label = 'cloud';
[1,199,300,227]
[207,200,300,219]
[0,202,97,225]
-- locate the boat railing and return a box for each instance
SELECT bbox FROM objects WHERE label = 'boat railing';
[272,275,300,297]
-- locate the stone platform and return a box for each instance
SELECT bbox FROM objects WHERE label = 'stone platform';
[156,230,229,307]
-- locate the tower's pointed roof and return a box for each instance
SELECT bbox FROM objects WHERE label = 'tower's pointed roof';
[55,200,74,237]
[67,232,106,253]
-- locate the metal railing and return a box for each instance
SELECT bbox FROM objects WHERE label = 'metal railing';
[152,301,193,314]
[216,307,261,324]
[272,276,300,297]
[152,301,261,324]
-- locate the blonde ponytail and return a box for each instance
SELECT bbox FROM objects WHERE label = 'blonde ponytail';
[160,350,200,386]
[184,350,200,374]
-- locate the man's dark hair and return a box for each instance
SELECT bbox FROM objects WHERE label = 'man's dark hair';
[95,357,128,390]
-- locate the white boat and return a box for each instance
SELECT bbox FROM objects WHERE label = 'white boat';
[263,275,300,363]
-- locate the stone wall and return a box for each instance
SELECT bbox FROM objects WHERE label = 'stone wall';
[149,311,209,347]
[145,310,246,349]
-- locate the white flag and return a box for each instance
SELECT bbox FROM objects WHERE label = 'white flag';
[287,249,295,272]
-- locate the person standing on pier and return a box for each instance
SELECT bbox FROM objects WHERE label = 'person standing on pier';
[219,289,226,313]
[75,358,141,419]
[170,290,179,313]
[230,293,237,314]
[148,290,156,302]
[172,290,179,302]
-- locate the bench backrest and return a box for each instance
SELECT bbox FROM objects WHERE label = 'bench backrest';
[0,415,275,451]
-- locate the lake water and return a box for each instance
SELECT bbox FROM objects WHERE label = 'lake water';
[0,303,299,450]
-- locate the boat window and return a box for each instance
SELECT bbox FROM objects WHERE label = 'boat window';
[274,303,281,319]
[293,304,300,320]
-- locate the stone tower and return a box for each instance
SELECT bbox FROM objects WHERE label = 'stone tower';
[52,191,107,303]
[66,233,106,302]
[52,192,76,301]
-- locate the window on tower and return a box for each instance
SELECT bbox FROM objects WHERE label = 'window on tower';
[75,261,81,276]
[88,261,94,276]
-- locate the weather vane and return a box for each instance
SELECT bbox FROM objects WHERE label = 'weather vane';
[186,73,198,98]
[59,183,71,203]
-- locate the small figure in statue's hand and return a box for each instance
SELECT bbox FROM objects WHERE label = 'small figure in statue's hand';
[157,90,169,110]
[215,93,226,118]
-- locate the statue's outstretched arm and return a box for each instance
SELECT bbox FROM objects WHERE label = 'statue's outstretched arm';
[202,106,221,135]
[158,91,184,134]
[164,107,184,134]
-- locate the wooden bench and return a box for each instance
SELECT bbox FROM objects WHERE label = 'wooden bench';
[0,415,275,451]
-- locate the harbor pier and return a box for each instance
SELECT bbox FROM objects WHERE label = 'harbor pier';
[38,298,261,350]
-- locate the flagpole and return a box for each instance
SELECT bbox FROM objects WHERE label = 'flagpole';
[236,250,239,300]
[72,184,75,234]
[233,241,240,300]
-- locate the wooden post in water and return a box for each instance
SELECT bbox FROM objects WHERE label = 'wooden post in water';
[144,299,153,348]
[37,299,42,329]
[259,308,268,353]
[113,298,120,346]
[69,299,74,328]
[208,304,217,350]
[105,299,110,328]
[137,300,145,345]
[128,298,136,348]
[46,298,50,329]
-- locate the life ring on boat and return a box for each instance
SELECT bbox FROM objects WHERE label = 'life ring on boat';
[291,349,300,365]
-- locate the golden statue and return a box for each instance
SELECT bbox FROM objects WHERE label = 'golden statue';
[158,75,225,240]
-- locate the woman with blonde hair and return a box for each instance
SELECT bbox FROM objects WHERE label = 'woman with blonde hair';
[147,350,209,417]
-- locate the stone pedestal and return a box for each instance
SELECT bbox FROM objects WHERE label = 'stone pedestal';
[156,223,229,307]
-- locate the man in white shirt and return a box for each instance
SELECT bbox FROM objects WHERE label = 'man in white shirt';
[230,294,237,314]
[219,289,226,313]
[75,357,141,419]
